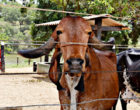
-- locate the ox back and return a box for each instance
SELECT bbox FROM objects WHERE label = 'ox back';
[114,48,140,110]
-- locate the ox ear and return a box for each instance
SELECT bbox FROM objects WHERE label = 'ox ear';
[49,46,65,91]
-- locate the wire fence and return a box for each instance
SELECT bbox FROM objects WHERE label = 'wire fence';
[0,4,140,21]
[0,98,138,110]
[0,3,140,110]
[0,44,140,109]
[1,70,140,75]
[1,40,140,49]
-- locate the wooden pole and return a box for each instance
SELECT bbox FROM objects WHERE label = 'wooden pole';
[44,54,49,62]
[1,42,5,73]
[112,45,116,53]
[17,56,19,65]
[28,59,30,65]
[40,57,42,62]
[95,18,102,40]
[44,42,49,62]
[33,61,37,72]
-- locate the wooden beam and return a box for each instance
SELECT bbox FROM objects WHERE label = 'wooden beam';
[95,18,102,40]
[91,25,124,31]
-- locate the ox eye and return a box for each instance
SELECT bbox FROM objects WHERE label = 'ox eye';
[57,30,62,35]
[88,32,91,36]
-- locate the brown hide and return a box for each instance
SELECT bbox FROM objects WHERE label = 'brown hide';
[49,46,119,110]
[52,16,93,75]
[48,16,119,110]
[94,48,117,64]
[17,16,118,110]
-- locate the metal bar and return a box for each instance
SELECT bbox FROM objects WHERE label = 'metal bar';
[5,43,43,46]
[0,97,138,110]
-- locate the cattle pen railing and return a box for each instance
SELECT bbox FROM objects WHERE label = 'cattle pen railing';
[0,3,140,109]
[0,98,138,110]
[1,40,139,73]
[1,41,140,110]
[1,70,140,110]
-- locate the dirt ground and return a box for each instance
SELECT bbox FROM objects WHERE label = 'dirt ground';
[0,67,140,110]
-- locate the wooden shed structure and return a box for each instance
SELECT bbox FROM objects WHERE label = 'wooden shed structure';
[35,14,130,40]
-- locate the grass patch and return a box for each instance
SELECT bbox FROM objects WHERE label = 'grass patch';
[27,79,42,83]
[6,62,33,68]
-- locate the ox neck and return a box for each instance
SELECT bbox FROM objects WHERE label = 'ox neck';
[65,74,81,110]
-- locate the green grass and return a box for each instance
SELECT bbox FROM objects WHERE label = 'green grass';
[26,79,42,83]
[6,62,33,68]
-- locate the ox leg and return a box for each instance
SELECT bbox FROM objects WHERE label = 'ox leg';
[120,95,127,110]
[112,98,118,110]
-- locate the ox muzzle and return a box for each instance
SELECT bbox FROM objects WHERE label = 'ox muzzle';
[66,58,84,73]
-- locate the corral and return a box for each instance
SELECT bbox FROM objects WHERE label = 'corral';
[0,67,139,110]
[0,2,140,110]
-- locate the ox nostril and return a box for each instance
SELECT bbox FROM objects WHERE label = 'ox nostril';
[66,59,72,65]
[79,59,84,65]
[66,58,84,66]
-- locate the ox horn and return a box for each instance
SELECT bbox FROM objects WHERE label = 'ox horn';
[18,37,56,58]
[89,36,115,50]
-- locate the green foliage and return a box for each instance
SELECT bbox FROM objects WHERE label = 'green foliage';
[0,1,36,53]
[31,0,63,41]
[0,32,12,52]
[49,0,140,50]
[24,59,33,63]
[6,62,33,68]
[0,0,140,54]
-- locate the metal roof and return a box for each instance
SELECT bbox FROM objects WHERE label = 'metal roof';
[35,14,130,30]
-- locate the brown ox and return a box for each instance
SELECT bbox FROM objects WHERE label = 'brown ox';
[18,16,119,110]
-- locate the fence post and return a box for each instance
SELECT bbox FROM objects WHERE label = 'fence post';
[44,42,49,62]
[1,42,5,73]
[17,56,19,65]
[44,54,49,62]
[28,59,30,65]
[40,57,42,62]
[0,49,1,72]
[112,45,116,53]
[33,61,37,72]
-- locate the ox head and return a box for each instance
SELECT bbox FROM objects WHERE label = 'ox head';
[18,16,113,92]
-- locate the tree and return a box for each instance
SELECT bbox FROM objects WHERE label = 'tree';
[48,0,140,48]
[0,33,12,53]
[0,1,34,53]
[31,0,63,41]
